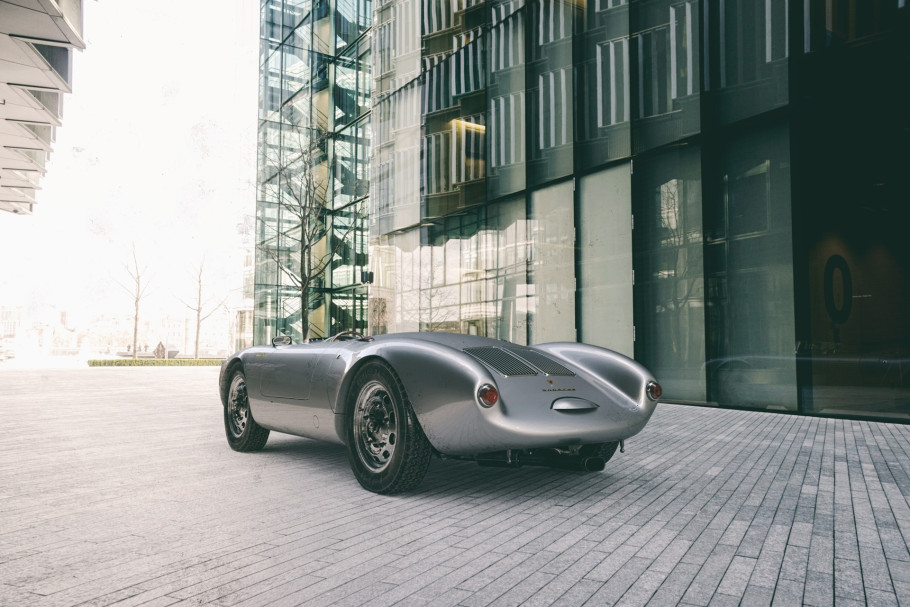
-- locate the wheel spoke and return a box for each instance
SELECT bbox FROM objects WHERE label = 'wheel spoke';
[228,376,250,438]
[345,364,432,493]
[354,381,400,472]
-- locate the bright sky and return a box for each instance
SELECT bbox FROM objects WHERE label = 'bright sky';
[0,0,260,329]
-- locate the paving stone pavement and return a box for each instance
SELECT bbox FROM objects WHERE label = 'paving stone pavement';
[2,367,910,606]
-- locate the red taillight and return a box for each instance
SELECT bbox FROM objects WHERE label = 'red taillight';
[478,384,499,407]
[646,381,662,401]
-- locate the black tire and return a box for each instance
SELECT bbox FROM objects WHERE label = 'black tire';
[224,368,270,452]
[345,361,432,494]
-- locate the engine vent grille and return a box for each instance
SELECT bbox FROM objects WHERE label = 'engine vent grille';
[464,346,577,377]
[464,347,538,377]
[509,347,576,376]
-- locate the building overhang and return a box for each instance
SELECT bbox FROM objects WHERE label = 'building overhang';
[0,0,84,215]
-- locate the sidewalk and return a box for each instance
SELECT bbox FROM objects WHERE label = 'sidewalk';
[1,367,909,606]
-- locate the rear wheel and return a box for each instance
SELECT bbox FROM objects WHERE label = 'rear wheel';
[345,362,431,494]
[224,369,270,452]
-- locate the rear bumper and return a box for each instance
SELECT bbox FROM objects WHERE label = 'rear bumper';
[418,395,657,456]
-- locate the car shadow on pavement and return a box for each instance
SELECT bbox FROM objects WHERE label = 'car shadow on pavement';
[416,457,606,498]
[250,434,616,499]
[257,434,349,461]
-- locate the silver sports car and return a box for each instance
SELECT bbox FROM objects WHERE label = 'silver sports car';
[219,331,661,494]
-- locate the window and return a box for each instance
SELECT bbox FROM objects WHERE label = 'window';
[490,92,526,167]
[596,38,630,126]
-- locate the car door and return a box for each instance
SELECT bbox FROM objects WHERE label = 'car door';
[259,345,316,400]
[250,343,343,443]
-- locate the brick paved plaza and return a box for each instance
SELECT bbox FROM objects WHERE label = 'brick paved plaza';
[2,367,910,606]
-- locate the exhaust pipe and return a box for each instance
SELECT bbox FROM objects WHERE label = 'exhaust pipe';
[584,457,606,472]
[473,450,606,472]
[543,455,605,472]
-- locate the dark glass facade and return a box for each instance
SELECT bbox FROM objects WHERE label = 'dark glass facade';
[257,0,910,421]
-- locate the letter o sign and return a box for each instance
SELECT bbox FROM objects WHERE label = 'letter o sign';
[823,255,852,324]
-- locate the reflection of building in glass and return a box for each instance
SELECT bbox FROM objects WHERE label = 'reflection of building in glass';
[232,214,256,352]
[255,0,370,343]
[257,1,909,422]
[0,1,85,214]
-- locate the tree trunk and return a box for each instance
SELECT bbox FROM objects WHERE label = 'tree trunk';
[301,243,310,341]
[132,297,139,360]
[301,291,309,341]
[195,310,201,359]
[195,277,202,358]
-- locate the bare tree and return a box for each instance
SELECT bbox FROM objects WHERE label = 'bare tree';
[179,259,228,359]
[420,287,459,333]
[657,179,701,359]
[258,124,363,341]
[418,243,460,333]
[116,245,151,360]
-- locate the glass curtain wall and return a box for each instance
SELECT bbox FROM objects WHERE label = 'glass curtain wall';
[249,0,910,420]
[699,0,795,410]
[793,0,910,419]
[255,0,371,344]
[629,0,706,402]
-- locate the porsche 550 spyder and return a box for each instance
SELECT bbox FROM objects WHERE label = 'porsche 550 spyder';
[219,331,661,494]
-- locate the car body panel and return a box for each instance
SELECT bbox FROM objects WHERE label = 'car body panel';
[220,332,659,456]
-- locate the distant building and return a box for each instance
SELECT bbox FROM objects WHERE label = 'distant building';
[0,305,19,339]
[0,1,84,214]
[257,1,909,422]
[0,305,20,359]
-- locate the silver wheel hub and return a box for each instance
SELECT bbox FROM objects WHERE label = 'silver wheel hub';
[227,375,250,438]
[354,381,399,472]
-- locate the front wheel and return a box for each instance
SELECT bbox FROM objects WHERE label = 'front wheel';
[345,362,432,494]
[224,369,270,452]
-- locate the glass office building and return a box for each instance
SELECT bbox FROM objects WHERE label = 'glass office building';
[256,0,371,342]
[258,0,909,421]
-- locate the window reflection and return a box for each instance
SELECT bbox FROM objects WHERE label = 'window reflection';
[347,0,910,422]
[578,0,630,168]
[578,166,634,355]
[330,201,367,288]
[374,0,421,97]
[703,0,788,125]
[529,181,576,344]
[488,4,527,196]
[336,0,372,52]
[370,200,531,343]
[283,0,310,39]
[805,0,903,51]
[335,52,358,126]
[795,4,910,418]
[704,123,796,408]
[629,0,700,153]
[256,2,371,343]
[370,81,421,234]
[333,117,370,209]
[422,23,487,216]
[598,39,630,128]
[634,146,706,401]
[527,0,576,185]
[334,40,371,129]
[260,50,283,121]
[283,43,307,103]
[260,1,282,68]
